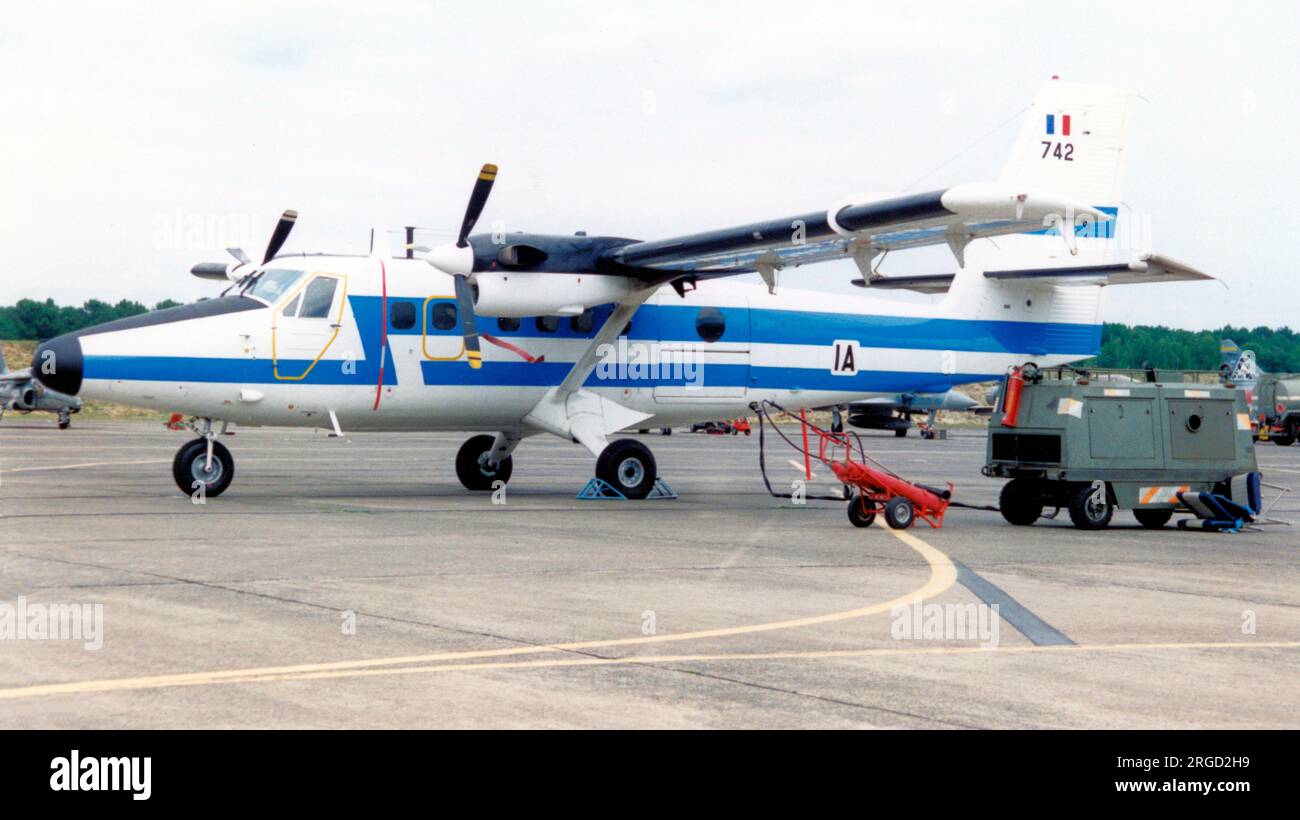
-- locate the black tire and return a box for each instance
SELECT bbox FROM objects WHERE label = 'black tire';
[884,496,914,530]
[595,439,657,499]
[172,438,234,497]
[57,419,71,430]
[999,479,1043,526]
[1067,482,1113,530]
[1134,508,1173,529]
[847,494,876,528]
[1273,433,1295,446]
[894,428,908,438]
[662,428,672,436]
[455,434,513,491]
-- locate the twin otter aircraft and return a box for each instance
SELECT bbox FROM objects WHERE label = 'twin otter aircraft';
[32,79,1211,498]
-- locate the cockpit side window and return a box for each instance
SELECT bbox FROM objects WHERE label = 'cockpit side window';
[245,269,305,303]
[298,277,339,319]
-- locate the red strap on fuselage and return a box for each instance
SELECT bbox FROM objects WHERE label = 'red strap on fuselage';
[373,258,388,411]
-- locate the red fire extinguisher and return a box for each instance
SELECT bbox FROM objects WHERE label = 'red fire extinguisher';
[1002,366,1025,428]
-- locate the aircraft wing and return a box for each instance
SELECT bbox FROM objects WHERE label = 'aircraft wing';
[605,184,1106,275]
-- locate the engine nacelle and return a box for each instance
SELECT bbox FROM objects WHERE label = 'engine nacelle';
[15,385,38,410]
[472,272,633,318]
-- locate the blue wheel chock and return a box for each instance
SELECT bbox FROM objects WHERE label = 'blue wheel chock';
[576,477,678,500]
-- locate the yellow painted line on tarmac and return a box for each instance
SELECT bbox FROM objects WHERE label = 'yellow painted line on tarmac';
[0,459,170,474]
[0,522,958,701]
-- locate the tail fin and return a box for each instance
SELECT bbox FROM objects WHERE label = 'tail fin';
[966,78,1136,270]
[1220,339,1261,390]
[999,78,1135,209]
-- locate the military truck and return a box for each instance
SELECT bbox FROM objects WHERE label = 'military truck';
[984,367,1258,529]
[1256,373,1300,446]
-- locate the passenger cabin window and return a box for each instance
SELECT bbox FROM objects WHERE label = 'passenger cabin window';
[390,301,416,330]
[431,302,457,331]
[695,307,725,343]
[570,310,594,334]
[497,317,521,332]
[536,316,559,333]
[299,277,339,319]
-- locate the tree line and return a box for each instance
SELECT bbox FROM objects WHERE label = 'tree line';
[0,298,183,341]
[1,299,1297,373]
[1090,323,1300,374]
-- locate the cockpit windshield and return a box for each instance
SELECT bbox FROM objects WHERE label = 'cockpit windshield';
[243,269,305,304]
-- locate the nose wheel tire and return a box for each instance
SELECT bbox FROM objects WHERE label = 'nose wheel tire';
[595,439,657,500]
[456,434,514,491]
[172,438,234,497]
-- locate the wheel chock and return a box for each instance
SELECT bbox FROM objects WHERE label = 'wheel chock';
[576,477,678,500]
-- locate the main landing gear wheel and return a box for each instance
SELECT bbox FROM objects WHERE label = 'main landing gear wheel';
[172,438,234,497]
[456,434,513,491]
[894,428,908,438]
[57,410,71,430]
[595,438,657,500]
[1067,481,1113,530]
[884,497,914,530]
[846,493,876,528]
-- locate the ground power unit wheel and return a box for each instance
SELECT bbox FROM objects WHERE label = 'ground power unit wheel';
[1067,482,1114,530]
[999,478,1044,526]
[1133,508,1173,529]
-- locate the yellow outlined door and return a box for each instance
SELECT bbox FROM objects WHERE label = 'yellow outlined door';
[273,273,348,381]
[421,295,466,363]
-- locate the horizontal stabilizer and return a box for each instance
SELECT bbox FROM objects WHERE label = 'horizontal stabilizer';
[852,254,1213,294]
[983,254,1215,286]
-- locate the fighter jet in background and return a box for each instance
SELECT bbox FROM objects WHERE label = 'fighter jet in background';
[0,348,81,428]
[842,389,986,438]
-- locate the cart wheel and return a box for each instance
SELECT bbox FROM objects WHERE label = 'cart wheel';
[846,494,876,529]
[884,497,914,530]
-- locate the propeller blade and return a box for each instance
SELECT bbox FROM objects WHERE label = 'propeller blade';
[226,247,251,265]
[262,209,298,265]
[456,164,497,248]
[452,274,482,369]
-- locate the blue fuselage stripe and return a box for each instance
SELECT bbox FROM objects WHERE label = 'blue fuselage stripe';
[81,295,1099,387]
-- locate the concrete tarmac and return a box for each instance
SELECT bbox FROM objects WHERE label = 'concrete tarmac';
[1,421,1297,728]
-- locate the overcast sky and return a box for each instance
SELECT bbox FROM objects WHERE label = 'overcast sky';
[1,1,1296,329]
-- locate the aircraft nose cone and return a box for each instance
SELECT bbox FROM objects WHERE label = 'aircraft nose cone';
[32,334,83,396]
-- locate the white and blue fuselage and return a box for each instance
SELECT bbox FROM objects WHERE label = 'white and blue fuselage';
[52,253,1098,433]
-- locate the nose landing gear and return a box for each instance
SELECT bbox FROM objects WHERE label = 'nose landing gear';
[172,437,234,497]
[455,434,515,491]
